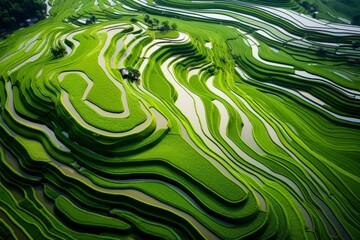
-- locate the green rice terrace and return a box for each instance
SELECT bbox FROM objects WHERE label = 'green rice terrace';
[1,0,360,239]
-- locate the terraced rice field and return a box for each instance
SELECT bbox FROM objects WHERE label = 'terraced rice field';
[0,0,360,239]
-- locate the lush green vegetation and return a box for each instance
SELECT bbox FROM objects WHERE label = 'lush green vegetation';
[0,0,359,239]
[295,0,360,23]
[0,0,46,31]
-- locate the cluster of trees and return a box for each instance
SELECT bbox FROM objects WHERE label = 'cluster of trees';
[208,65,219,75]
[0,0,46,30]
[295,0,318,17]
[51,43,67,59]
[296,1,318,12]
[120,67,140,81]
[127,67,140,81]
[143,15,177,31]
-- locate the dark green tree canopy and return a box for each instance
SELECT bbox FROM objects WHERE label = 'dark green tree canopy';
[51,42,67,59]
[0,0,46,30]
[162,21,170,31]
[126,67,141,81]
[352,15,360,26]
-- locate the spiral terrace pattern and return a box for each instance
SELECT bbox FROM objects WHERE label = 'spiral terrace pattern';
[0,0,360,239]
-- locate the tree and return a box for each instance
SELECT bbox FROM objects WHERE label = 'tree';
[208,65,218,74]
[51,43,67,59]
[3,16,16,25]
[302,1,310,10]
[144,14,150,22]
[171,22,177,31]
[126,67,141,81]
[153,18,159,26]
[162,21,170,30]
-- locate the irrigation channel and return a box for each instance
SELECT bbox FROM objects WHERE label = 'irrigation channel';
[0,0,359,239]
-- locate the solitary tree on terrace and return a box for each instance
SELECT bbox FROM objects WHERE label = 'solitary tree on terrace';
[148,19,153,27]
[153,18,159,26]
[126,67,141,81]
[144,14,150,22]
[90,14,96,24]
[162,21,170,30]
[51,43,67,59]
[171,22,177,31]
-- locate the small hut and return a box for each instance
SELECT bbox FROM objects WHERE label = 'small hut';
[120,68,129,78]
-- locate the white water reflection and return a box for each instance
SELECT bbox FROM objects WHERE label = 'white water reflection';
[298,91,326,106]
[45,0,52,17]
[204,41,212,49]
[294,70,360,99]
[206,77,264,154]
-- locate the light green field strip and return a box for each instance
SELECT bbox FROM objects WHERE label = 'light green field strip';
[116,24,149,69]
[55,195,132,232]
[96,23,131,113]
[110,209,180,239]
[60,88,154,136]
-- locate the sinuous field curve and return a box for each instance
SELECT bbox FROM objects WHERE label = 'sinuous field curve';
[0,0,359,239]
